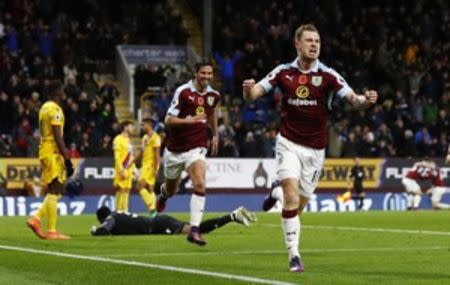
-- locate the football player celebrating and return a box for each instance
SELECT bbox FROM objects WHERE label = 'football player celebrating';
[402,158,437,210]
[426,163,450,210]
[156,62,220,246]
[243,24,378,272]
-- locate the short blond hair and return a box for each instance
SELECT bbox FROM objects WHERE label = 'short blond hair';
[295,24,319,41]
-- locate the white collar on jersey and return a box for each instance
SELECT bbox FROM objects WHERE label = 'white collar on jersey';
[291,57,319,73]
[188,79,212,95]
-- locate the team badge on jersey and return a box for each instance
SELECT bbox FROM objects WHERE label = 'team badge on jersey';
[298,75,308,84]
[197,97,205,105]
[196,106,205,115]
[267,72,276,80]
[295,86,309,98]
[312,76,322,86]
[207,96,215,106]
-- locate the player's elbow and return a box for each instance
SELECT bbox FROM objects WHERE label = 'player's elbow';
[164,116,172,126]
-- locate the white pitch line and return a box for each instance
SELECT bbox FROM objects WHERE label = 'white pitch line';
[105,246,448,258]
[0,244,294,285]
[262,224,450,236]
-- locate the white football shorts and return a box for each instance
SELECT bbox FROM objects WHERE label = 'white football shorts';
[275,134,325,198]
[401,177,421,194]
[163,147,207,180]
[430,186,450,204]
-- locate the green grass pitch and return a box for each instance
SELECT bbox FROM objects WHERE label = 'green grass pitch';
[0,211,449,285]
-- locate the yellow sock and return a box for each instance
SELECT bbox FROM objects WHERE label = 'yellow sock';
[122,191,129,212]
[116,191,124,212]
[46,194,59,232]
[139,189,156,211]
[35,195,48,220]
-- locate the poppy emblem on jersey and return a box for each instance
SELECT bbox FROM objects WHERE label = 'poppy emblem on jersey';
[298,75,308,84]
[295,86,309,98]
[197,97,205,105]
[312,76,322,86]
[207,96,215,106]
[196,106,205,115]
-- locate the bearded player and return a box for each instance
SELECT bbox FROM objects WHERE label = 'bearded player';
[243,24,378,272]
[130,118,162,216]
[156,62,220,246]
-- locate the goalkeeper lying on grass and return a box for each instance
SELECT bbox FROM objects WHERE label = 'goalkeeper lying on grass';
[91,206,257,236]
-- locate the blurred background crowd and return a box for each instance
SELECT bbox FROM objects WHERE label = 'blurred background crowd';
[0,0,187,157]
[1,0,449,159]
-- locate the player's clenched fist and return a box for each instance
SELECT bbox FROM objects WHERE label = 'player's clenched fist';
[242,79,255,100]
[243,79,255,89]
[364,90,378,105]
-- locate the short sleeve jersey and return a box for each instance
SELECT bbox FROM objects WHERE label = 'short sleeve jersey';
[38,101,65,159]
[259,58,353,149]
[113,134,135,172]
[166,80,220,152]
[142,132,161,168]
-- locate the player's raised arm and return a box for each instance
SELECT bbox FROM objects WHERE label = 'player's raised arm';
[345,90,378,109]
[242,79,266,101]
[326,66,378,109]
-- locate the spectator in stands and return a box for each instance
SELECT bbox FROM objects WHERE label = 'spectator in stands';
[240,131,260,157]
[79,132,93,157]
[26,129,40,157]
[214,51,242,95]
[68,143,81,159]
[342,132,359,158]
[98,135,113,157]
[99,80,119,111]
[81,72,98,100]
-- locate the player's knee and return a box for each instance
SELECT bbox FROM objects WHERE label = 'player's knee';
[192,180,205,192]
[164,180,179,195]
[283,191,299,205]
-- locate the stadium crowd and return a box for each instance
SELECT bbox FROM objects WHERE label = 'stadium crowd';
[1,0,449,159]
[0,0,188,158]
